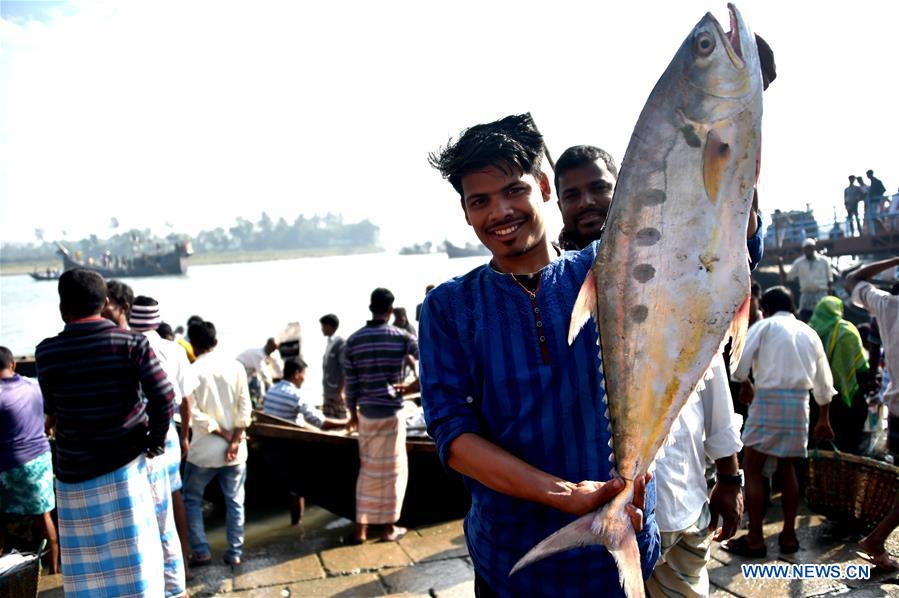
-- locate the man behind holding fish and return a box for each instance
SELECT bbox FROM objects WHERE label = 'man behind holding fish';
[422,113,659,597]
[553,144,760,597]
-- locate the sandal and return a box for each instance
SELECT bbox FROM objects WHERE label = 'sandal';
[722,535,767,558]
[857,550,899,573]
[188,555,212,568]
[778,534,800,554]
[380,527,408,542]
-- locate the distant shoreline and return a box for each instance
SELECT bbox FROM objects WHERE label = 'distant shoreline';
[0,246,385,276]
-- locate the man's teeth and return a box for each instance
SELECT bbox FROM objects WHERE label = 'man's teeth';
[494,223,522,235]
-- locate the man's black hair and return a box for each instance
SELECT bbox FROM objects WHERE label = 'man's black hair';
[187,315,204,327]
[189,321,217,353]
[370,287,395,314]
[319,314,339,329]
[553,145,619,196]
[157,322,175,340]
[891,282,899,296]
[106,280,134,316]
[283,357,308,380]
[428,113,545,197]
[134,295,158,307]
[59,268,107,319]
[0,346,14,370]
[750,281,762,299]
[760,285,795,315]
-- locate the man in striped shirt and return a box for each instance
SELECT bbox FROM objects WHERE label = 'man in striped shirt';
[36,268,175,596]
[422,114,659,596]
[262,358,343,524]
[263,358,341,429]
[344,287,419,543]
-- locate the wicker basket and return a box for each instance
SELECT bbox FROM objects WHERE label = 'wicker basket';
[807,446,899,532]
[0,540,45,598]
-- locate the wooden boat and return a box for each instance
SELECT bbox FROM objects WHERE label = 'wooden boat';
[444,241,489,259]
[28,270,61,281]
[249,411,470,527]
[55,241,192,278]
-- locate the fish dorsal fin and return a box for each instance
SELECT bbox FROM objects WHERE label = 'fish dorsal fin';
[569,269,597,346]
[726,294,751,366]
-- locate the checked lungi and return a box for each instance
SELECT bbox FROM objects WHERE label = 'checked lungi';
[355,413,408,524]
[56,455,165,598]
[742,388,810,457]
[147,450,187,597]
[164,422,183,491]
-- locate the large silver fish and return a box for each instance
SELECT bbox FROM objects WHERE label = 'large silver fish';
[512,4,762,596]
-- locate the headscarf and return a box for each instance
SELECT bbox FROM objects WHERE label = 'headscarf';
[808,296,869,405]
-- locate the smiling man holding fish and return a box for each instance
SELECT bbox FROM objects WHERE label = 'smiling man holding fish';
[422,113,659,596]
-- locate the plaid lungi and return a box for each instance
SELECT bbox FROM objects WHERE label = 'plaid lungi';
[147,451,187,597]
[355,413,408,525]
[742,388,810,457]
[164,422,183,492]
[56,455,165,597]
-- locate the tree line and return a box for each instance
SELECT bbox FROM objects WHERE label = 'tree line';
[1,212,380,263]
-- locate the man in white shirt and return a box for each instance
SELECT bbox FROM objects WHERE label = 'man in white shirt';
[778,238,834,321]
[646,356,743,598]
[726,286,835,558]
[236,338,283,405]
[848,257,899,571]
[130,296,200,583]
[183,321,252,568]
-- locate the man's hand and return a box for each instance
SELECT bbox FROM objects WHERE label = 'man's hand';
[550,473,651,533]
[813,420,835,441]
[347,412,359,434]
[321,420,346,431]
[180,437,190,460]
[225,439,240,462]
[738,380,755,406]
[709,482,744,541]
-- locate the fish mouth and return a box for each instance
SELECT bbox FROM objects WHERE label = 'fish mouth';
[722,3,746,69]
[726,4,742,60]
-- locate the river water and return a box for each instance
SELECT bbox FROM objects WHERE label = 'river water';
[0,252,486,396]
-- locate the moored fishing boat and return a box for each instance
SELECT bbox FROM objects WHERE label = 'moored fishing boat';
[249,411,469,527]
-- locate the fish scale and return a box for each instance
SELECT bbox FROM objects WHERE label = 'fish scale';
[511,4,762,597]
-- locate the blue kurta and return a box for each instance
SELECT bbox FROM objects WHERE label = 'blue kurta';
[420,241,660,597]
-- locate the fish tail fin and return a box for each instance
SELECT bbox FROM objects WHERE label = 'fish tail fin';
[569,269,598,345]
[509,511,599,576]
[511,481,645,597]
[727,294,751,365]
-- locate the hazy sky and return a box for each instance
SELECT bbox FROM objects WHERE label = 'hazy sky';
[1,0,896,250]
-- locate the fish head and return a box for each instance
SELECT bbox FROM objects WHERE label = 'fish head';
[679,3,761,119]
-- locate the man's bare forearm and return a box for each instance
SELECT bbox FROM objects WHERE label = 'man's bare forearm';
[847,256,899,293]
[448,433,581,512]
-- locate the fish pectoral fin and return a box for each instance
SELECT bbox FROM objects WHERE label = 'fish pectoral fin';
[726,294,751,365]
[509,512,599,576]
[703,128,732,203]
[568,269,597,345]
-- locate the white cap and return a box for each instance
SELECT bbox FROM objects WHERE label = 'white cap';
[802,238,817,248]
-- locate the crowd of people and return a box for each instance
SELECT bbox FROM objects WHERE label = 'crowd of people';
[0,270,424,596]
[844,171,898,236]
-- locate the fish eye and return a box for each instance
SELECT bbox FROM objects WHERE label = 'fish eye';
[694,32,715,57]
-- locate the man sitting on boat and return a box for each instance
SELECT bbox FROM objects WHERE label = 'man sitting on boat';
[261,358,344,525]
